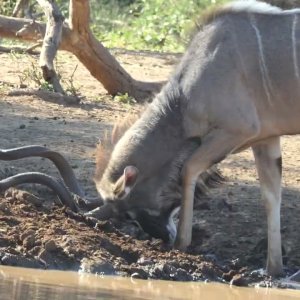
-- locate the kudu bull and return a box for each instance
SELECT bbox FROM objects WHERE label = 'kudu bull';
[95,0,298,277]
[0,1,298,277]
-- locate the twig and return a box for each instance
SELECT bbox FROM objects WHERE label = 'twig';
[0,45,39,55]
[26,42,42,52]
[12,0,30,18]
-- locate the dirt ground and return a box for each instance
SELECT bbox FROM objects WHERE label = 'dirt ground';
[0,50,300,288]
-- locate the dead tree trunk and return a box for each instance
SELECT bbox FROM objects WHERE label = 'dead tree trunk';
[37,0,64,94]
[68,0,162,101]
[0,0,162,102]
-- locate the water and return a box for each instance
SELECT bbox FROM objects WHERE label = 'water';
[0,266,299,300]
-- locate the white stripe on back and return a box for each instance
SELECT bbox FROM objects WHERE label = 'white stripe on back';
[292,15,300,79]
[249,14,273,105]
[226,0,300,15]
[226,0,281,14]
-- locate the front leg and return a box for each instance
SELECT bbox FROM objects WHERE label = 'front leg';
[252,137,283,276]
[174,130,246,251]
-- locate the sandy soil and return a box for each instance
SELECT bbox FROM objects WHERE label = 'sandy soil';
[0,50,299,287]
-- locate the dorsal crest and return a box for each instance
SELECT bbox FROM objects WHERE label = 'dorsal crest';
[95,113,140,181]
[200,0,283,27]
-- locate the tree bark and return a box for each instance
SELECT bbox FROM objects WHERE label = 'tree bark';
[37,0,64,94]
[12,0,30,18]
[67,0,162,100]
[0,15,71,49]
[0,0,163,102]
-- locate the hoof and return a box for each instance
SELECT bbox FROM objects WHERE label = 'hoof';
[174,238,189,252]
[266,265,284,278]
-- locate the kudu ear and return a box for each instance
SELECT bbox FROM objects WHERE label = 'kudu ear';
[113,166,139,199]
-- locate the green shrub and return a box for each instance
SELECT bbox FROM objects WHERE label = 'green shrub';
[91,0,228,52]
[0,0,228,52]
[0,0,16,15]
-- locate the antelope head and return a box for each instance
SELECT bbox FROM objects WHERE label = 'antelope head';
[91,115,224,243]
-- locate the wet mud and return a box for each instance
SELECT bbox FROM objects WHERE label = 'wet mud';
[0,188,296,288]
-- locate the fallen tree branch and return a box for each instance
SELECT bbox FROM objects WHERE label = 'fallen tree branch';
[0,0,163,102]
[67,0,162,101]
[0,45,39,55]
[0,15,71,49]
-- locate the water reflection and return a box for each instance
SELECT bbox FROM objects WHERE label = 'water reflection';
[0,266,299,300]
[0,280,118,300]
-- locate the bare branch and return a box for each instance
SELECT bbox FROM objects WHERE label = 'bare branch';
[68,0,89,32]
[36,0,64,93]
[0,45,39,55]
[12,0,24,17]
[0,15,42,41]
[67,0,162,100]
[12,0,30,18]
[0,15,72,49]
[26,41,42,52]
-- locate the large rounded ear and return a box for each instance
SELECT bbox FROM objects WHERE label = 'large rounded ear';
[113,166,139,199]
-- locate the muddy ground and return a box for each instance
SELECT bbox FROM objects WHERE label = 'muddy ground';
[0,50,300,288]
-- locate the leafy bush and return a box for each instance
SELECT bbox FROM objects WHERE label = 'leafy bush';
[0,0,228,52]
[91,0,228,52]
[0,0,16,15]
